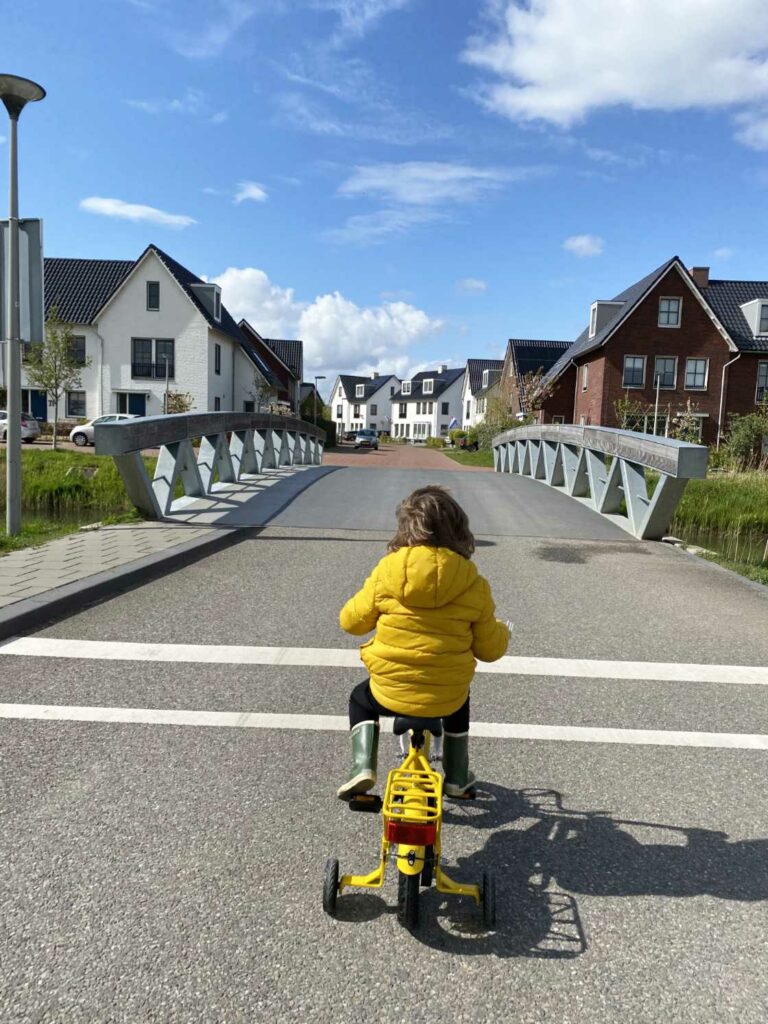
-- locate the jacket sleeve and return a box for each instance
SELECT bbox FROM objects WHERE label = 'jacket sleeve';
[339,568,380,636]
[471,578,510,663]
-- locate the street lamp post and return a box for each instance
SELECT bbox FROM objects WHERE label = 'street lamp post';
[1,74,45,536]
[313,375,326,425]
[653,372,662,436]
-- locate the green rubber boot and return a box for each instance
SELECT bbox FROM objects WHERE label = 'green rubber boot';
[337,721,380,800]
[443,732,476,797]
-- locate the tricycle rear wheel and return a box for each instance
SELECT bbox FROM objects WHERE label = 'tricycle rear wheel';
[397,869,420,929]
[323,858,339,917]
[482,870,497,928]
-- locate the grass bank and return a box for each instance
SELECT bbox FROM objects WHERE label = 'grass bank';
[0,449,147,554]
[672,471,768,534]
[442,449,494,468]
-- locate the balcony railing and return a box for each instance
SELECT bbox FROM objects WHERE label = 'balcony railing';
[131,361,175,380]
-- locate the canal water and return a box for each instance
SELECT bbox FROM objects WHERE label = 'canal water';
[671,524,768,566]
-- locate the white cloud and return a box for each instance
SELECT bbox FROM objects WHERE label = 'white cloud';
[338,161,532,206]
[212,265,443,374]
[234,181,268,204]
[456,277,488,294]
[126,87,228,123]
[314,0,412,44]
[463,0,768,147]
[80,196,196,229]
[325,208,443,245]
[713,247,735,260]
[172,0,259,58]
[275,92,451,146]
[733,110,768,150]
[563,234,604,258]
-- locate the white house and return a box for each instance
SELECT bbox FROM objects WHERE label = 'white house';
[389,365,465,440]
[21,244,275,423]
[460,359,503,428]
[330,372,400,435]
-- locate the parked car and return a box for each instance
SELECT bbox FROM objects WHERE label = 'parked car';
[355,428,379,450]
[69,413,138,447]
[342,428,358,443]
[0,410,41,443]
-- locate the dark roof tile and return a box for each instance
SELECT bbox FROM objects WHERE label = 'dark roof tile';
[44,257,134,323]
[392,367,465,402]
[465,359,503,394]
[262,338,303,378]
[701,279,768,353]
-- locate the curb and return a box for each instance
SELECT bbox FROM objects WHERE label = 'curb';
[0,527,245,642]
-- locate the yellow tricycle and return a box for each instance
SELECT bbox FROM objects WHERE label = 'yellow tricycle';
[323,716,496,929]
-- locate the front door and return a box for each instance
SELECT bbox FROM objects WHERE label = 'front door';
[31,389,47,421]
[128,394,146,416]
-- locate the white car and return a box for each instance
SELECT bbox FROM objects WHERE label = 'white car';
[69,413,138,447]
[0,410,41,443]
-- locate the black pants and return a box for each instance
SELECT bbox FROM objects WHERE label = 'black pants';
[348,679,470,733]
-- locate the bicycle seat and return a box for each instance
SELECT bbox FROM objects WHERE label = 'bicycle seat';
[393,716,443,737]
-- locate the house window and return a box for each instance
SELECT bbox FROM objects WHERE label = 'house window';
[589,304,597,338]
[759,305,768,334]
[336,404,342,419]
[214,343,221,375]
[440,423,448,434]
[582,364,589,392]
[654,356,677,389]
[70,335,86,366]
[132,338,174,379]
[66,390,86,418]
[370,404,377,415]
[579,414,586,425]
[356,384,365,398]
[398,403,407,418]
[658,297,681,327]
[441,402,449,415]
[622,355,646,388]
[428,402,433,413]
[756,362,768,403]
[155,339,175,379]
[243,400,255,412]
[214,397,221,411]
[402,381,411,395]
[685,358,708,390]
[423,379,434,394]
[213,289,221,322]
[466,401,471,419]
[354,404,361,417]
[147,281,160,311]
[552,415,565,424]
[390,385,395,396]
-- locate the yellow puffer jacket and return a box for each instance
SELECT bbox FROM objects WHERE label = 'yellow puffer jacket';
[339,545,509,717]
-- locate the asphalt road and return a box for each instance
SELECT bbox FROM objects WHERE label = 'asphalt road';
[2,468,768,1023]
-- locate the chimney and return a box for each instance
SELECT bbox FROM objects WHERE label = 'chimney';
[370,371,380,379]
[437,363,448,374]
[690,266,710,288]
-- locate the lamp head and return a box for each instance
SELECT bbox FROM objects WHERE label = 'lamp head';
[0,74,46,119]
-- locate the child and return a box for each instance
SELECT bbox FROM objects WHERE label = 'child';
[337,485,510,800]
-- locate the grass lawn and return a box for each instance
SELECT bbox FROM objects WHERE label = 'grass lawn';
[0,448,148,555]
[442,449,494,468]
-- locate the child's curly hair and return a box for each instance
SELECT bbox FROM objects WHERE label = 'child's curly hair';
[388,485,475,560]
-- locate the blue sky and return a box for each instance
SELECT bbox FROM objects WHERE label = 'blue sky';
[6,0,768,391]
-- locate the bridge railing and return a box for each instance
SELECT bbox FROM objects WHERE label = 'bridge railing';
[492,424,707,540]
[95,412,325,519]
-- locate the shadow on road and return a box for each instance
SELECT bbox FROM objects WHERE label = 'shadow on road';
[333,785,768,958]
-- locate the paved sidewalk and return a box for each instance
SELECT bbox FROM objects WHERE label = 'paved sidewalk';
[323,443,491,471]
[0,523,227,609]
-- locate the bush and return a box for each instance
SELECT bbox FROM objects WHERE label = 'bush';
[449,429,467,443]
[316,418,336,446]
[722,408,768,470]
[426,436,445,448]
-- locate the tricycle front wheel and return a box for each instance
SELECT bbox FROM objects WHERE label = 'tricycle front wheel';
[323,858,339,917]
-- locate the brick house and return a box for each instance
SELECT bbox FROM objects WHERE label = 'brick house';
[501,339,573,422]
[538,257,768,444]
[238,320,303,413]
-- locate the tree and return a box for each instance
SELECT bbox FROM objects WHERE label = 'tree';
[520,368,555,416]
[722,404,768,469]
[613,393,651,431]
[670,398,702,445]
[246,371,276,413]
[165,391,194,414]
[25,308,91,449]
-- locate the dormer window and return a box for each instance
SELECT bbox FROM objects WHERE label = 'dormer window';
[213,288,221,322]
[355,384,365,398]
[589,303,597,338]
[482,369,490,387]
[760,305,768,334]
[402,381,412,395]
[423,379,434,394]
[658,297,681,328]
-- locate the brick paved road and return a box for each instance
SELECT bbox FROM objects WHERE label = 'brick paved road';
[323,442,491,471]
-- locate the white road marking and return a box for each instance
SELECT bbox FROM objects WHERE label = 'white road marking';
[1,702,768,750]
[2,637,768,687]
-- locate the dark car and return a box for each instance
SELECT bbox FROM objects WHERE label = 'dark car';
[343,428,358,443]
[354,428,379,450]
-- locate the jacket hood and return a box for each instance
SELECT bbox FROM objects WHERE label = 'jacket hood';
[379,545,478,609]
